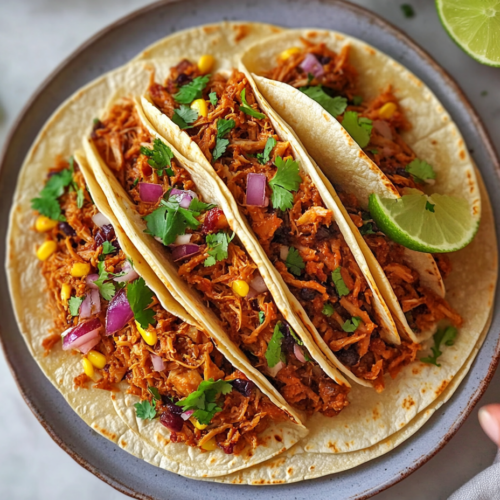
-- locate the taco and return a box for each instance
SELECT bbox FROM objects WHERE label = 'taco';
[238,29,478,343]
[137,56,440,392]
[83,96,354,420]
[11,148,309,476]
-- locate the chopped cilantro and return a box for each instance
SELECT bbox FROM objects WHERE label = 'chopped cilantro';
[306,73,314,85]
[301,86,347,117]
[31,166,74,221]
[401,4,415,18]
[68,296,83,317]
[269,156,302,210]
[134,399,157,420]
[289,327,303,346]
[209,92,218,106]
[212,118,236,161]
[332,267,350,297]
[94,261,117,301]
[285,247,305,276]
[259,311,265,324]
[204,231,234,267]
[188,198,216,213]
[172,105,198,129]
[76,188,84,209]
[342,111,373,148]
[126,277,156,329]
[405,159,436,183]
[368,149,379,155]
[239,88,266,119]
[421,326,457,367]
[360,222,376,235]
[173,75,210,104]
[342,316,361,333]
[322,303,334,317]
[132,178,139,187]
[176,378,233,425]
[140,139,174,176]
[101,241,116,255]
[425,201,435,213]
[352,95,363,106]
[148,386,162,401]
[256,136,277,164]
[265,322,286,368]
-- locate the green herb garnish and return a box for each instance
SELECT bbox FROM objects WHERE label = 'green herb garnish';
[332,267,350,297]
[401,4,415,18]
[240,89,266,119]
[405,159,436,183]
[212,118,236,160]
[126,277,156,329]
[352,95,363,106]
[342,316,361,333]
[322,303,334,317]
[172,105,198,129]
[204,231,234,267]
[269,156,302,210]
[265,322,286,368]
[101,241,116,255]
[93,261,119,301]
[134,399,157,420]
[301,86,347,117]
[148,386,162,401]
[285,247,305,276]
[69,296,83,317]
[421,326,457,366]
[209,92,218,106]
[173,75,210,104]
[259,311,265,324]
[140,139,174,176]
[256,136,277,164]
[342,111,373,148]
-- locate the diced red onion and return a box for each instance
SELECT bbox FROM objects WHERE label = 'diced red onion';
[139,183,163,203]
[105,288,134,335]
[171,244,200,262]
[151,353,166,372]
[300,53,324,78]
[170,188,198,209]
[267,360,284,378]
[246,173,267,207]
[280,246,289,261]
[62,318,101,351]
[181,409,195,421]
[373,120,393,140]
[79,294,92,319]
[86,274,99,289]
[250,275,268,294]
[92,212,111,228]
[173,234,192,246]
[294,344,307,363]
[382,146,397,157]
[113,260,139,283]
[79,336,101,355]
[246,287,259,299]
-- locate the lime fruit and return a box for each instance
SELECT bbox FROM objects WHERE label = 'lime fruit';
[368,192,478,253]
[436,0,500,67]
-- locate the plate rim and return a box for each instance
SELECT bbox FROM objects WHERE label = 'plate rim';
[1,1,499,498]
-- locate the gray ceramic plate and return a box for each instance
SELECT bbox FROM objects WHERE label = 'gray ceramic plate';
[1,1,499,498]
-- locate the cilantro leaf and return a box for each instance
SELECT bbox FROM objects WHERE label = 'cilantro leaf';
[69,296,83,316]
[173,75,210,104]
[204,232,234,267]
[359,222,376,235]
[134,399,157,420]
[188,198,215,213]
[140,139,174,176]
[176,378,233,425]
[212,138,229,161]
[425,201,435,212]
[259,311,265,324]
[265,322,285,368]
[405,159,436,183]
[101,241,116,255]
[352,95,363,106]
[240,88,266,119]
[256,136,277,164]
[212,118,236,161]
[31,196,64,221]
[285,247,305,276]
[148,386,162,401]
[76,188,84,209]
[301,86,347,117]
[94,261,116,301]
[209,92,218,106]
[421,326,457,367]
[288,327,303,346]
[342,111,373,148]
[322,303,334,317]
[172,105,198,129]
[126,277,156,329]
[269,156,302,210]
[342,316,361,333]
[332,267,350,297]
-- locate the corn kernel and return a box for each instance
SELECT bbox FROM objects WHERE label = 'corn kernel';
[61,283,72,302]
[232,280,250,298]
[70,262,91,278]
[378,102,397,120]
[201,437,217,451]
[197,54,215,74]
[279,47,302,61]
[190,417,208,430]
[87,350,107,369]
[82,358,94,379]
[191,98,208,118]
[136,321,157,346]
[36,240,57,261]
[35,215,58,232]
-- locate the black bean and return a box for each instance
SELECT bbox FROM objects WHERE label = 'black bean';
[58,221,76,236]
[299,288,316,301]
[336,346,359,367]
[317,55,331,65]
[232,379,255,397]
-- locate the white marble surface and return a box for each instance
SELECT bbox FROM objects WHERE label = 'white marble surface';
[1,1,499,499]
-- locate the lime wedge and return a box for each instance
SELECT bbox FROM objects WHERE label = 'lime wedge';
[436,0,500,67]
[368,192,479,253]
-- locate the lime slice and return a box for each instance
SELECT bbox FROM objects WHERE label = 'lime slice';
[368,192,479,253]
[436,0,500,67]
